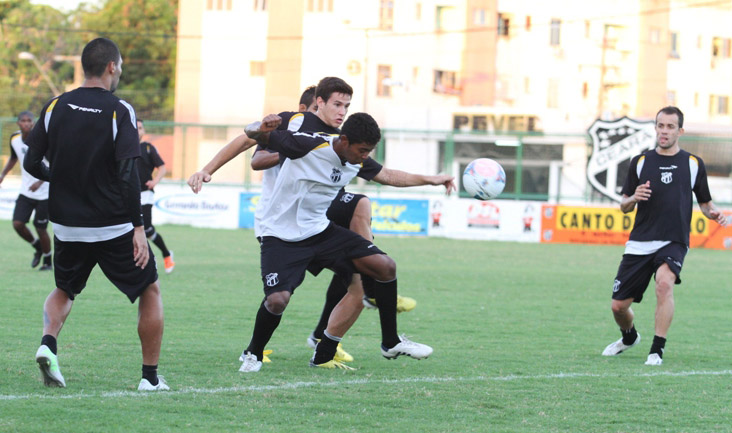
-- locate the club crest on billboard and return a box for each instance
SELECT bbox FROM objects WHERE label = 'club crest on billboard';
[586,117,655,202]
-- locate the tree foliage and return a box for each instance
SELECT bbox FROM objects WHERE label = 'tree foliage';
[0,0,177,121]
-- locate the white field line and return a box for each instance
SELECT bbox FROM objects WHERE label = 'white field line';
[3,369,732,401]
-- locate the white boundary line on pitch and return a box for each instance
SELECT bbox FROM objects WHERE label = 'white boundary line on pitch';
[3,369,732,401]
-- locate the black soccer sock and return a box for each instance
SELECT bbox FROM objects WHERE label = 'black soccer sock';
[142,364,159,386]
[42,252,52,265]
[621,326,638,345]
[31,238,42,252]
[362,275,376,300]
[41,335,57,355]
[150,231,171,257]
[312,274,349,340]
[312,331,340,365]
[373,278,400,349]
[245,299,283,361]
[650,335,666,357]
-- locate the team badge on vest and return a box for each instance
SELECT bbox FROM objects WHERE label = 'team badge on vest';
[330,168,342,183]
[586,117,655,202]
[265,273,279,287]
[661,172,672,184]
[341,193,355,203]
[613,279,621,293]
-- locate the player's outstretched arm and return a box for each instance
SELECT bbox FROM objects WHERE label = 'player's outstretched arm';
[699,201,730,226]
[372,167,456,195]
[188,134,257,193]
[251,150,280,171]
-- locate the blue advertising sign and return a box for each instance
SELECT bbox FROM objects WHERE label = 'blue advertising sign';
[370,198,429,236]
[239,193,260,228]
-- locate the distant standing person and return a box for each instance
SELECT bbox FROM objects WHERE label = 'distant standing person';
[601,106,728,366]
[137,119,175,274]
[24,37,168,390]
[0,111,52,271]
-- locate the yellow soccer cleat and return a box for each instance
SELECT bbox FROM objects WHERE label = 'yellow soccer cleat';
[396,295,417,313]
[362,295,417,313]
[263,349,273,363]
[334,343,354,363]
[309,359,356,370]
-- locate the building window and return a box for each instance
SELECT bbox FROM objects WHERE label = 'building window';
[250,61,265,77]
[433,70,460,95]
[550,19,561,46]
[547,78,559,108]
[379,0,394,30]
[649,27,661,44]
[436,6,446,31]
[582,82,588,98]
[497,13,510,36]
[667,90,676,106]
[670,32,679,58]
[377,65,392,97]
[474,9,486,27]
[710,95,729,115]
[253,0,266,11]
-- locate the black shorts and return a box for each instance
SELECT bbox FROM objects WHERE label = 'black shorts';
[326,189,367,229]
[259,223,386,296]
[54,230,158,303]
[611,242,687,303]
[13,195,49,229]
[142,204,154,231]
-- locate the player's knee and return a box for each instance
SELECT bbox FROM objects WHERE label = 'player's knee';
[265,291,290,314]
[376,256,397,281]
[610,300,629,315]
[655,279,673,298]
[12,220,24,232]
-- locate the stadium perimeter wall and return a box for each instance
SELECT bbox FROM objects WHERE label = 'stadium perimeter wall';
[2,181,730,250]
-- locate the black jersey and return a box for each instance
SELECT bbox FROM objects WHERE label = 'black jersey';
[622,149,712,246]
[26,87,141,228]
[138,141,165,192]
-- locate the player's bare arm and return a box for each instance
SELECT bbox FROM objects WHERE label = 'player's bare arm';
[372,167,456,195]
[251,150,280,171]
[188,134,257,193]
[29,180,45,192]
[147,164,167,190]
[699,201,730,226]
[0,155,18,186]
[620,181,651,213]
[244,114,282,143]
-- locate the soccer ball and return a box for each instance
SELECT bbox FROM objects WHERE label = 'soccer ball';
[462,158,506,200]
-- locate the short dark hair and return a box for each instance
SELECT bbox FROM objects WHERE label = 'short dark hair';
[315,77,353,104]
[341,113,381,146]
[17,110,34,121]
[81,38,121,78]
[299,86,316,107]
[656,106,684,128]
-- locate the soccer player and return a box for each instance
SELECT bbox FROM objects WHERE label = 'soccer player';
[137,119,175,274]
[601,106,728,366]
[24,37,168,390]
[0,111,52,271]
[248,81,451,366]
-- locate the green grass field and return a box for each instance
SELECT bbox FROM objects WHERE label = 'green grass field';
[1,223,731,433]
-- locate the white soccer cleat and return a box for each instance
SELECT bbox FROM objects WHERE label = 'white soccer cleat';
[138,376,170,391]
[645,353,663,366]
[381,335,433,360]
[602,333,640,356]
[35,345,66,388]
[239,352,262,373]
[306,334,318,350]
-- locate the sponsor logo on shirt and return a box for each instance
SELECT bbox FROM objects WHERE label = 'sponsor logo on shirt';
[661,172,673,184]
[330,168,342,183]
[659,165,677,170]
[67,103,102,114]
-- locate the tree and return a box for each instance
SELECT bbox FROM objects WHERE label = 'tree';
[79,0,177,120]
